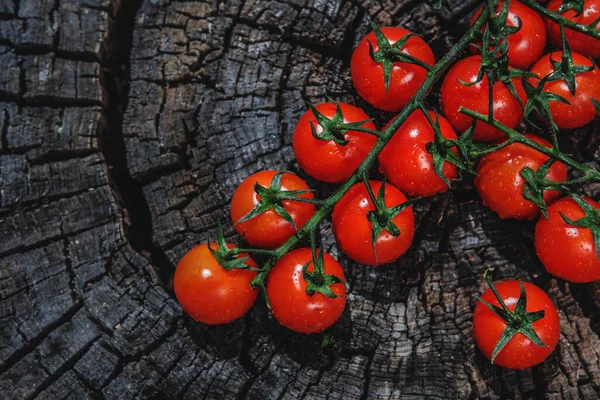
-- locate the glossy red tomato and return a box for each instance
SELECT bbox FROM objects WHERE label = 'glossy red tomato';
[332,181,415,266]
[230,171,316,249]
[475,134,567,219]
[529,51,600,129]
[473,280,560,369]
[351,27,435,112]
[293,102,377,183]
[267,248,347,334]
[470,1,547,69]
[535,197,600,283]
[378,109,458,197]
[174,243,258,324]
[440,55,527,141]
[546,0,600,59]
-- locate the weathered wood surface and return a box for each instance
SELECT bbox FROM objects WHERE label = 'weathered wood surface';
[0,0,599,398]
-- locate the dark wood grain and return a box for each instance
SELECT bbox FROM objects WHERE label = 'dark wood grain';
[0,0,599,398]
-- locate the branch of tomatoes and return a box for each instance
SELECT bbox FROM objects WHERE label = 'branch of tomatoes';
[173,0,600,361]
[247,6,491,292]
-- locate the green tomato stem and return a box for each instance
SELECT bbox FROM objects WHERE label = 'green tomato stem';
[460,107,600,182]
[520,0,600,40]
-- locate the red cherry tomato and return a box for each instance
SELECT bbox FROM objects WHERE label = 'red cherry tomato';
[529,51,600,130]
[230,171,316,249]
[546,0,600,59]
[267,248,347,334]
[351,27,435,112]
[332,181,415,266]
[475,134,568,219]
[535,196,600,283]
[292,102,377,183]
[378,109,458,197]
[440,55,527,141]
[473,280,560,369]
[470,1,547,69]
[174,243,258,324]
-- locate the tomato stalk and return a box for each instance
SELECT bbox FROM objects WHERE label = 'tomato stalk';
[248,7,492,295]
[459,106,600,183]
[520,0,600,39]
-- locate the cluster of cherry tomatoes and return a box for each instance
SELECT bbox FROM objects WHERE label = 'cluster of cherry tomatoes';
[174,0,600,370]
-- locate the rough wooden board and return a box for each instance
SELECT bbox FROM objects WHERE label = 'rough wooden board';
[0,0,599,399]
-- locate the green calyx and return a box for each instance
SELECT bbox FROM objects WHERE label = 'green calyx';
[546,23,594,95]
[308,101,372,146]
[420,105,476,186]
[463,26,527,114]
[478,269,547,364]
[367,20,432,93]
[236,171,316,229]
[302,246,344,298]
[557,0,585,15]
[559,193,600,261]
[207,222,258,271]
[520,159,565,219]
[362,177,417,263]
[485,0,523,41]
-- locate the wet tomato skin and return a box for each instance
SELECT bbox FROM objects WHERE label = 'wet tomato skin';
[267,248,347,334]
[473,280,560,369]
[470,1,547,69]
[293,102,377,183]
[475,134,568,220]
[546,0,600,59]
[174,243,258,325]
[529,51,600,130]
[230,171,316,249]
[440,55,527,141]
[351,27,435,112]
[378,109,458,197]
[332,181,415,266]
[535,197,600,283]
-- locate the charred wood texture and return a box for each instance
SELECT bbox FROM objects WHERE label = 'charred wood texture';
[0,0,599,398]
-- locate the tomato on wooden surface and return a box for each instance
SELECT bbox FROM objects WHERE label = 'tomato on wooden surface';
[174,243,258,325]
[473,280,560,369]
[293,102,377,183]
[535,196,600,283]
[470,0,547,69]
[378,109,458,197]
[351,26,435,112]
[230,170,316,249]
[267,248,347,334]
[332,181,415,266]
[475,134,567,219]
[440,55,527,141]
[546,0,600,59]
[529,51,600,130]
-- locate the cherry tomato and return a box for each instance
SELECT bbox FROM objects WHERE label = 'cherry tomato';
[230,171,316,249]
[473,280,560,369]
[293,102,377,183]
[470,1,547,69]
[267,248,347,334]
[535,196,600,283]
[378,109,458,197]
[546,0,600,59]
[332,181,415,266]
[174,243,258,325]
[351,27,435,112]
[475,134,567,219]
[529,51,600,130]
[440,55,527,141]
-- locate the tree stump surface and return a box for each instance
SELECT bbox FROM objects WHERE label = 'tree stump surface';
[1,0,599,398]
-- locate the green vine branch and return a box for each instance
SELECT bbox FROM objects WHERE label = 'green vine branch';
[520,0,600,39]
